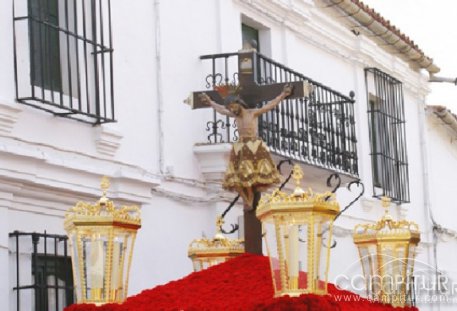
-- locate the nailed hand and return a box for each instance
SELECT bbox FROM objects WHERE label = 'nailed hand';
[283,84,293,97]
[198,93,211,104]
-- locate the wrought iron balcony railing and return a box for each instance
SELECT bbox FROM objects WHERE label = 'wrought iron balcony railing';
[200,51,358,177]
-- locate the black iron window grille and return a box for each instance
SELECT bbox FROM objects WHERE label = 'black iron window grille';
[13,0,115,124]
[199,51,358,177]
[9,231,74,311]
[365,68,410,203]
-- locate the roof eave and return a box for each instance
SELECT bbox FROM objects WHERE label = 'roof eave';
[325,0,440,74]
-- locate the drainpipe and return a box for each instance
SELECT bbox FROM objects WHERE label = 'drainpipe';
[154,0,165,174]
[429,75,457,85]
[418,100,440,311]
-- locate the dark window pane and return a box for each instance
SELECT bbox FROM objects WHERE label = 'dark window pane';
[33,255,74,311]
[242,23,260,51]
[29,0,62,92]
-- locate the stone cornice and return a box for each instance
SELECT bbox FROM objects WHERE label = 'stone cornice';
[0,136,160,205]
[235,0,313,26]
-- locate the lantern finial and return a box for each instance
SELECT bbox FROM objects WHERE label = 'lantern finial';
[291,164,305,196]
[380,196,393,221]
[98,176,111,206]
[101,176,110,192]
[381,196,390,212]
[216,216,224,229]
[215,216,226,240]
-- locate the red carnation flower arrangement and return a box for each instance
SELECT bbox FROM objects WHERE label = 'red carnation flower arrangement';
[65,254,419,311]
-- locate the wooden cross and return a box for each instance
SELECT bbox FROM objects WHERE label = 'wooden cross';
[188,49,312,254]
[188,50,312,109]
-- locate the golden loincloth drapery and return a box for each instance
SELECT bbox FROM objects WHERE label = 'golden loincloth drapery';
[223,137,280,192]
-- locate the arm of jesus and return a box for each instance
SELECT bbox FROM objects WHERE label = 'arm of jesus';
[253,84,293,117]
[198,93,236,117]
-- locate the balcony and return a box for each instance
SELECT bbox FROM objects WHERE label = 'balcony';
[193,51,358,188]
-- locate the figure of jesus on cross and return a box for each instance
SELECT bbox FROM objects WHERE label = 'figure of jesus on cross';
[187,49,312,253]
[198,84,293,208]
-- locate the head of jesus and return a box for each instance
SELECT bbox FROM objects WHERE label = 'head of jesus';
[224,95,248,116]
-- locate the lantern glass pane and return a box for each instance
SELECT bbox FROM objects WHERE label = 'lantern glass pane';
[393,245,407,303]
[379,244,394,302]
[190,256,229,272]
[192,260,202,272]
[314,218,333,293]
[406,244,416,305]
[201,260,209,271]
[109,233,126,302]
[67,227,139,304]
[115,229,138,302]
[201,260,208,270]
[377,243,408,305]
[263,214,333,297]
[357,244,379,299]
[212,257,226,266]
[263,220,304,296]
[358,246,370,296]
[407,244,416,283]
[69,233,83,300]
[83,233,108,301]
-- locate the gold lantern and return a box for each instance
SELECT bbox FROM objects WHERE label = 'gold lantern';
[188,217,244,271]
[64,177,141,305]
[257,164,340,297]
[353,197,420,307]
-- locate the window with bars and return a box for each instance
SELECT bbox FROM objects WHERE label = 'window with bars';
[13,0,115,124]
[9,231,74,311]
[365,68,410,203]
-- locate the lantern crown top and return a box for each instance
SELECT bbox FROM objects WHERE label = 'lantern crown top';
[99,176,110,205]
[381,196,394,221]
[64,176,141,229]
[353,197,419,242]
[188,217,244,258]
[292,164,306,196]
[257,165,339,220]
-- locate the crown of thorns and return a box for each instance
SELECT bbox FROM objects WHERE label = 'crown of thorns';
[214,83,242,99]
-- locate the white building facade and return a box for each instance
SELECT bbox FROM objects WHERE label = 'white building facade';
[0,0,454,310]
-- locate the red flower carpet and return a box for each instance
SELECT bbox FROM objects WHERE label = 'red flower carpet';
[65,254,418,311]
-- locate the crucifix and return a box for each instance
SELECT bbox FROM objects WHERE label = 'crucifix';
[187,49,312,254]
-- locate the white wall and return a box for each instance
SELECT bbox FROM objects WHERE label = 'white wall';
[425,113,457,311]
[1,0,452,310]
[426,117,457,231]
